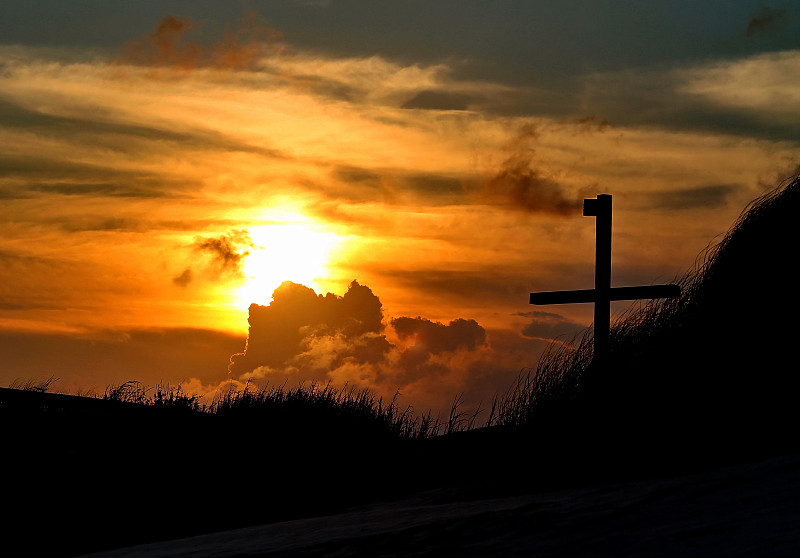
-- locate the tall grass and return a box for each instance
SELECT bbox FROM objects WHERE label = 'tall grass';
[492,173,800,463]
[209,379,443,438]
[9,374,59,392]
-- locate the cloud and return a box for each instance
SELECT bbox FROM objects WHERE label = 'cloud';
[118,13,286,71]
[647,184,738,211]
[229,280,385,373]
[746,6,789,36]
[581,50,800,141]
[0,155,195,199]
[172,268,192,288]
[382,269,531,307]
[227,281,501,415]
[483,124,584,215]
[329,164,467,206]
[519,310,587,342]
[391,316,486,353]
[401,90,475,111]
[194,229,253,278]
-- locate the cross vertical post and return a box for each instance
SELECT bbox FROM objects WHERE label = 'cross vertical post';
[584,194,612,364]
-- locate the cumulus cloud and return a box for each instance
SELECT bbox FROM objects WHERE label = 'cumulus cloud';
[229,280,385,373]
[391,316,486,353]
[227,280,498,414]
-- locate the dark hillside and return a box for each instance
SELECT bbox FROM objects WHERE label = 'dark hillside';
[496,174,800,475]
[1,384,423,557]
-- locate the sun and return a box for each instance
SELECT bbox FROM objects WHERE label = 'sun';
[235,218,342,308]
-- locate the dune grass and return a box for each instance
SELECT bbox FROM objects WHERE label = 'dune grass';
[490,172,800,468]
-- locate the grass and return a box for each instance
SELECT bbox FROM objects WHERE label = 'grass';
[5,172,800,555]
[490,172,800,471]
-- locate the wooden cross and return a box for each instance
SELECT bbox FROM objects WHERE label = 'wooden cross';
[529,194,680,365]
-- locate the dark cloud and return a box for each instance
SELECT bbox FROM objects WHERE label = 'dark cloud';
[29,182,175,199]
[0,97,286,162]
[401,90,475,111]
[383,269,531,307]
[0,154,199,199]
[746,6,789,36]
[172,268,192,287]
[484,124,582,215]
[53,217,148,233]
[334,165,383,188]
[519,310,587,341]
[391,316,486,353]
[567,116,614,133]
[194,229,253,278]
[49,216,243,234]
[229,280,386,373]
[329,165,466,205]
[227,281,495,411]
[648,184,738,211]
[403,174,464,198]
[285,73,359,102]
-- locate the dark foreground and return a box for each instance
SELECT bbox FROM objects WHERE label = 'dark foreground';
[4,386,799,557]
[80,449,800,557]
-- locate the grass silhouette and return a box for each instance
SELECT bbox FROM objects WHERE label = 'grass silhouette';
[493,172,800,474]
[4,172,800,556]
[1,379,450,556]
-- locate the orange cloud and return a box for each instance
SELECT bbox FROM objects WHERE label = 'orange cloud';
[119,12,286,71]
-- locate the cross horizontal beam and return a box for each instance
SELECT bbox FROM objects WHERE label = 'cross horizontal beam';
[530,284,680,305]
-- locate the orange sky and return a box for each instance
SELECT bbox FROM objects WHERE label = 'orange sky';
[1,7,799,416]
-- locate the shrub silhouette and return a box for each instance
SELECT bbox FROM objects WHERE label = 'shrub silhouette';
[495,173,800,471]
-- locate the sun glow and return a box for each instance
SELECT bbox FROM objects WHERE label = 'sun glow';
[236,220,342,308]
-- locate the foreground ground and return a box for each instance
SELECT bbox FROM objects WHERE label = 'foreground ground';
[79,449,800,557]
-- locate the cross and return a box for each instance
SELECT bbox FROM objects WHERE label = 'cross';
[529,194,680,366]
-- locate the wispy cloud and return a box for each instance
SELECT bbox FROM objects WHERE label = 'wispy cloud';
[483,124,584,215]
[118,13,286,72]
[746,6,789,36]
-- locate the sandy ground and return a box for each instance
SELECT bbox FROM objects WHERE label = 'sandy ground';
[78,450,800,557]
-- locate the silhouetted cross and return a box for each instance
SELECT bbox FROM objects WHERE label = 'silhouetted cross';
[529,194,680,365]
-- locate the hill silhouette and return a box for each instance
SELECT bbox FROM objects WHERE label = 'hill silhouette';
[4,173,800,556]
[493,172,800,475]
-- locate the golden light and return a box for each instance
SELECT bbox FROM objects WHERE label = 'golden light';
[236,218,342,308]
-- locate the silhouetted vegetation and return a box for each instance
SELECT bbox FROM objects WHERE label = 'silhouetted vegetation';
[1,379,454,556]
[5,173,800,556]
[493,172,800,474]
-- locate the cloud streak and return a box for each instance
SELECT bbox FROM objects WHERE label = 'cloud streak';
[118,13,286,72]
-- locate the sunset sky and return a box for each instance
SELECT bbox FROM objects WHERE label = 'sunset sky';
[2,1,799,415]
